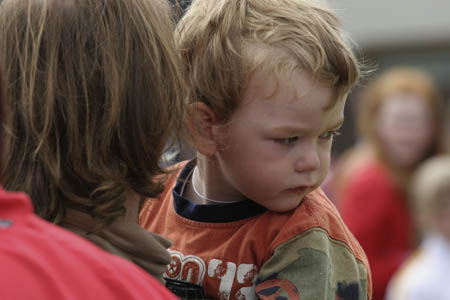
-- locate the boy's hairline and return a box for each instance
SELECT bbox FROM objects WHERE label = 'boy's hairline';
[240,43,349,109]
[241,68,347,111]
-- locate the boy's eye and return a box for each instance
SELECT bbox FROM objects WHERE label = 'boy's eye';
[275,136,298,145]
[319,130,341,140]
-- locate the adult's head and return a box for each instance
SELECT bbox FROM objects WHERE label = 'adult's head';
[0,0,185,226]
[358,67,446,171]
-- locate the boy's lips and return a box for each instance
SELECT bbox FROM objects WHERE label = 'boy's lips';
[285,186,310,194]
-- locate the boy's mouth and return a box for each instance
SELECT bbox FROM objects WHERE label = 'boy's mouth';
[285,186,310,194]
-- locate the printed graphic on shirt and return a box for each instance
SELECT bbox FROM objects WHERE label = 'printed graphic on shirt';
[165,250,258,300]
[161,229,369,300]
[255,278,300,300]
[165,248,363,300]
[336,282,361,300]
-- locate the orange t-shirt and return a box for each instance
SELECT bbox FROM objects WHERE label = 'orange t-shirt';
[140,160,372,300]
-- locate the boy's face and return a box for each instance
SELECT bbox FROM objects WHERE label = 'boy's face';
[212,69,344,212]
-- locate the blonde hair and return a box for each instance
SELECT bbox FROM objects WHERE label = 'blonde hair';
[0,0,185,226]
[412,155,450,232]
[177,0,360,123]
[358,67,446,170]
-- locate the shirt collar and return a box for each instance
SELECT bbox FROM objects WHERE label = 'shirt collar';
[172,160,266,223]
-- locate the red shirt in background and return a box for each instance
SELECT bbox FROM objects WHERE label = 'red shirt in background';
[338,161,414,300]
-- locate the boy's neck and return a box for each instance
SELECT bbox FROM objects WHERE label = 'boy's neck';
[184,154,246,205]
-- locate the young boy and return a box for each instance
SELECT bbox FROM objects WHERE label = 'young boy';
[140,0,372,299]
[386,155,450,300]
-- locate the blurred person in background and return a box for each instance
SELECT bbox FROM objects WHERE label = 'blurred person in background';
[335,66,448,300]
[0,0,185,281]
[323,142,375,203]
[386,155,450,300]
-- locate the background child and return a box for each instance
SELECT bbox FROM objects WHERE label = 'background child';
[140,0,372,299]
[386,155,450,300]
[0,0,184,280]
[335,67,447,300]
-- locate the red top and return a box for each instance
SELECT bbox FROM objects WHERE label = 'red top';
[338,161,414,300]
[0,187,177,300]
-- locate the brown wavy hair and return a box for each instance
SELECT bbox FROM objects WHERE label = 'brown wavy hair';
[0,0,185,226]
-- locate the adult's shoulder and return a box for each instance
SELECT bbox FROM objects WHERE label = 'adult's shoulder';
[0,189,176,299]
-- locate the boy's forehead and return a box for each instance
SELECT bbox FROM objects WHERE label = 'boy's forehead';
[242,68,343,111]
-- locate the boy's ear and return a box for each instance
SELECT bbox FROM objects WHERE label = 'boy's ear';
[187,102,220,157]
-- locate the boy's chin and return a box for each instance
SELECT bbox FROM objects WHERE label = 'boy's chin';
[262,197,304,213]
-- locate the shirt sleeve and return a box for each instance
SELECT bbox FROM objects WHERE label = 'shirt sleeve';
[255,228,369,300]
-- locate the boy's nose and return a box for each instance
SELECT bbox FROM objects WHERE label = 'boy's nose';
[294,147,320,173]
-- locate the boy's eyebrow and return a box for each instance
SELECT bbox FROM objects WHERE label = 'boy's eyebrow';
[270,118,345,134]
[269,125,305,135]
